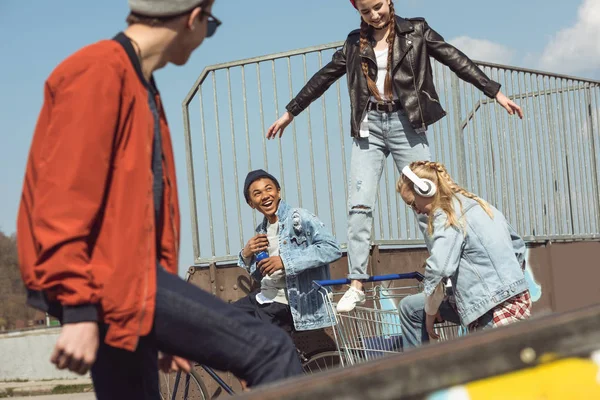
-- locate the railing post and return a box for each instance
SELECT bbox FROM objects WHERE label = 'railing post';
[451,74,468,186]
[208,262,218,296]
[585,86,600,231]
[182,100,201,264]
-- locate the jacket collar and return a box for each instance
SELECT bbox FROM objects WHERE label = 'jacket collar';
[113,32,158,95]
[454,194,480,216]
[394,15,414,34]
[433,194,480,220]
[391,16,414,72]
[360,15,414,67]
[276,199,292,220]
[258,199,291,231]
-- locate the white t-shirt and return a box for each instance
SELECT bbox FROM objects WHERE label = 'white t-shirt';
[369,48,398,103]
[255,220,288,305]
[360,47,399,137]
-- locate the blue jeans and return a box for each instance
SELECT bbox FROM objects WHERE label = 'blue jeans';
[398,292,494,350]
[347,110,431,280]
[91,267,303,399]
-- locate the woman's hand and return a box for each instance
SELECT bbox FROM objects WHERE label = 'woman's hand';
[495,91,524,119]
[266,112,294,139]
[425,311,442,340]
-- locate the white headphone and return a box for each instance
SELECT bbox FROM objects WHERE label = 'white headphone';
[401,165,437,198]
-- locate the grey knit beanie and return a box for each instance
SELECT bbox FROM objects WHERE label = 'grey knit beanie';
[128,0,206,17]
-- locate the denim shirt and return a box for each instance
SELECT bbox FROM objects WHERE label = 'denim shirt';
[422,194,527,326]
[238,200,342,330]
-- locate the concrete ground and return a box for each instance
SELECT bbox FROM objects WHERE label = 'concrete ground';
[0,378,92,398]
[8,394,95,400]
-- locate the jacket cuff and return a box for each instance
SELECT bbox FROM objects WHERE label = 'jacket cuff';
[286,100,302,117]
[423,275,443,297]
[62,304,98,323]
[238,249,251,268]
[483,80,501,99]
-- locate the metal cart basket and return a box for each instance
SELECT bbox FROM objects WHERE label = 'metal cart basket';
[314,273,467,367]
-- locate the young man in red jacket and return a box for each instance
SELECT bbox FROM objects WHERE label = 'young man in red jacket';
[17,1,302,397]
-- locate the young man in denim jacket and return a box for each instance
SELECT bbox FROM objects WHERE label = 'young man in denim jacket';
[235,169,342,334]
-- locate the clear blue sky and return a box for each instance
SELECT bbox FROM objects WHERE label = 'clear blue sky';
[0,0,595,275]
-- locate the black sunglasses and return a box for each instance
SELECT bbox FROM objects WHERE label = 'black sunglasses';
[201,10,222,38]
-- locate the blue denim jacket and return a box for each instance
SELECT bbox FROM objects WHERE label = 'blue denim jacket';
[238,200,342,331]
[422,194,527,325]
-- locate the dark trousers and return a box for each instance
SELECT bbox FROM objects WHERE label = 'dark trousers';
[91,267,303,399]
[231,290,295,335]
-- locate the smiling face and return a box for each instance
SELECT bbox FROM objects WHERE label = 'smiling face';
[247,178,281,220]
[354,0,392,30]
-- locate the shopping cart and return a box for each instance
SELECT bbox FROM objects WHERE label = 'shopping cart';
[314,273,467,367]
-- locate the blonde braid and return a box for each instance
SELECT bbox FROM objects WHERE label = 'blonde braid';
[360,20,382,101]
[430,162,494,218]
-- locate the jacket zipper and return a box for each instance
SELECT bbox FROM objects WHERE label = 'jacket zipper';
[421,89,440,104]
[408,50,427,130]
[136,98,161,349]
[358,52,377,136]
[168,177,179,265]
[158,98,179,266]
[135,177,152,349]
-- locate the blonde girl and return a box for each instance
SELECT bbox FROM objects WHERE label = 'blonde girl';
[397,161,530,348]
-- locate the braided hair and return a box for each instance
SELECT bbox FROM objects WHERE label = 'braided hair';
[397,161,494,235]
[359,0,396,101]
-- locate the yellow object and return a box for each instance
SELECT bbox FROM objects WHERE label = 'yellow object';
[465,358,600,399]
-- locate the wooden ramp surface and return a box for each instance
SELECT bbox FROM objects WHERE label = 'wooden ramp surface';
[236,304,600,399]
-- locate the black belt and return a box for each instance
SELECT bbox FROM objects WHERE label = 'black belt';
[368,100,402,113]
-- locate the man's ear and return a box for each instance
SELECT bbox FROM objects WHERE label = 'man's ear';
[187,7,202,30]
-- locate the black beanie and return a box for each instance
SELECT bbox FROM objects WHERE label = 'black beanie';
[243,169,281,202]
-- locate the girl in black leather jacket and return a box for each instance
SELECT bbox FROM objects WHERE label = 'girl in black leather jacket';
[266,0,523,312]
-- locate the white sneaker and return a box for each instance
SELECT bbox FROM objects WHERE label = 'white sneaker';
[336,286,366,312]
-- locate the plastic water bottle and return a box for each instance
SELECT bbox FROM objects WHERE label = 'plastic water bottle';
[255,251,269,262]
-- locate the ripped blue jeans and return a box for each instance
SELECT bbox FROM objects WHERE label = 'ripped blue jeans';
[347,110,431,280]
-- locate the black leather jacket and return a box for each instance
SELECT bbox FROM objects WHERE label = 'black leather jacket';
[286,16,501,137]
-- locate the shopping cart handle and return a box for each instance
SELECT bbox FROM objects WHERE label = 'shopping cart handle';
[313,272,424,287]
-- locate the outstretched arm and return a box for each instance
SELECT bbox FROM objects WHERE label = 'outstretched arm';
[267,42,348,139]
[423,20,522,118]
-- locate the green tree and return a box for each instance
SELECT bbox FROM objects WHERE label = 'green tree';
[0,230,38,329]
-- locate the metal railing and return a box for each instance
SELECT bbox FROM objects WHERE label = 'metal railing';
[182,42,600,264]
